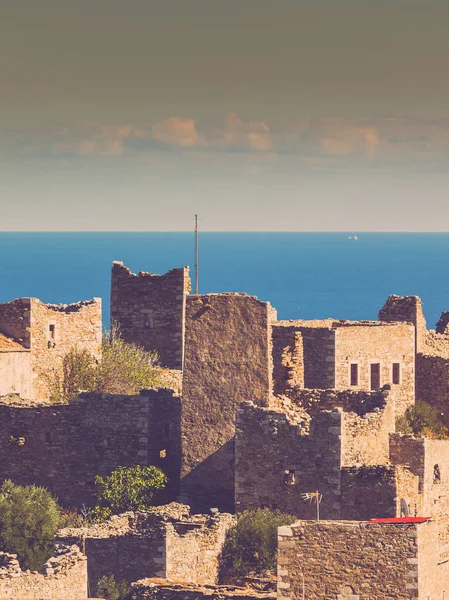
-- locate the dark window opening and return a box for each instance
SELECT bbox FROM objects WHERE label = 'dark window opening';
[370,363,381,390]
[392,363,401,385]
[283,469,296,486]
[49,324,56,339]
[434,464,441,484]
[350,363,358,386]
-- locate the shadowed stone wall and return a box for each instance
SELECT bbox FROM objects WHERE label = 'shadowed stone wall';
[0,389,181,506]
[58,504,234,591]
[181,294,275,513]
[110,262,190,370]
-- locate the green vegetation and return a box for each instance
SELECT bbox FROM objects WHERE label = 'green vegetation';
[97,574,130,600]
[396,400,449,439]
[221,508,297,577]
[0,481,61,571]
[48,325,162,403]
[95,465,167,516]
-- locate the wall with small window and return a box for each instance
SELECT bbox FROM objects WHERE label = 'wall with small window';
[334,323,415,417]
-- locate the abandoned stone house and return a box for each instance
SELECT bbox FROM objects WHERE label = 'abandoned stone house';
[0,296,102,401]
[2,261,449,598]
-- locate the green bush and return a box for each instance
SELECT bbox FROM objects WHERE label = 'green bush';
[396,400,449,439]
[0,480,61,571]
[48,325,162,403]
[221,508,297,577]
[95,465,167,515]
[97,574,130,600]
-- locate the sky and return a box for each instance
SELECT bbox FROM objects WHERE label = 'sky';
[1,0,449,231]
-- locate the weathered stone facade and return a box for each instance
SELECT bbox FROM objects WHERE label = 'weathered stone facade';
[235,402,342,518]
[0,337,31,398]
[0,545,87,600]
[0,297,102,401]
[278,519,446,600]
[58,503,234,591]
[110,262,190,370]
[0,389,181,506]
[181,293,275,513]
[130,580,276,600]
[273,319,415,417]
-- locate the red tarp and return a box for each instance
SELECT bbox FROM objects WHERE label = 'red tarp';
[368,517,431,524]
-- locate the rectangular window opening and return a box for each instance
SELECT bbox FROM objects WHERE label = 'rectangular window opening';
[370,363,381,390]
[392,363,401,385]
[350,363,358,386]
[49,324,56,340]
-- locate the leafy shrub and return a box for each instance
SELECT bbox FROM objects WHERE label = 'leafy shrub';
[48,325,162,403]
[95,465,167,515]
[97,574,130,600]
[396,400,449,439]
[221,508,297,577]
[0,480,61,570]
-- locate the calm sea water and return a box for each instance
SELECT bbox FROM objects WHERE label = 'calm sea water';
[0,232,448,328]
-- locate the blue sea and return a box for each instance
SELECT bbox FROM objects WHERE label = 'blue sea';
[0,232,448,328]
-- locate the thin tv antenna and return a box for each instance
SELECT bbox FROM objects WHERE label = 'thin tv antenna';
[194,214,199,295]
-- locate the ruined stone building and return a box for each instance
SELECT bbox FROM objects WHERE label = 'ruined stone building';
[0,297,102,401]
[2,261,449,598]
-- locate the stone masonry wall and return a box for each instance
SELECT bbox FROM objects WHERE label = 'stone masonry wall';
[416,354,449,424]
[389,435,449,560]
[341,390,395,466]
[340,465,420,520]
[235,402,342,518]
[0,298,32,348]
[300,327,335,388]
[334,323,415,417]
[58,504,234,591]
[130,581,275,600]
[181,294,275,513]
[165,512,234,585]
[30,298,102,401]
[0,389,181,506]
[277,519,440,600]
[0,350,31,398]
[0,546,87,600]
[271,326,304,396]
[110,262,190,370]
[379,294,427,353]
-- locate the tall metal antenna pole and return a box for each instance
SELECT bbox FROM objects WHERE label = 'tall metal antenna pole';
[194,214,199,295]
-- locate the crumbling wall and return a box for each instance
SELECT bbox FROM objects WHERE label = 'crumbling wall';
[378,294,427,353]
[0,389,181,506]
[181,294,275,512]
[110,262,189,370]
[436,312,449,335]
[130,580,275,600]
[0,546,87,600]
[340,465,420,520]
[30,298,102,401]
[165,512,234,585]
[0,349,31,398]
[300,327,335,388]
[277,520,440,600]
[0,298,32,348]
[271,326,304,396]
[416,354,449,423]
[58,504,234,591]
[235,402,342,518]
[341,393,395,466]
[423,331,449,357]
[334,323,415,416]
